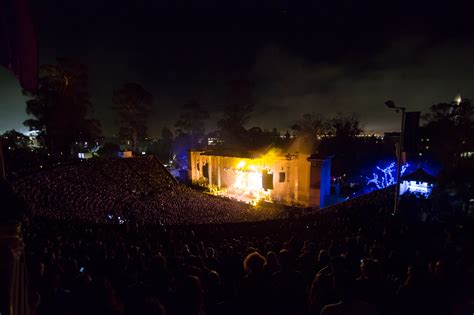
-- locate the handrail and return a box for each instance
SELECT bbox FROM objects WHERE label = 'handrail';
[0,221,30,315]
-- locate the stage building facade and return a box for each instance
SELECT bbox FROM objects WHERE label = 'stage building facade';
[189,149,332,208]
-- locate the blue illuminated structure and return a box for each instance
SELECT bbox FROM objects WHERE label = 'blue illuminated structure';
[399,168,435,197]
[343,159,439,200]
[366,162,409,189]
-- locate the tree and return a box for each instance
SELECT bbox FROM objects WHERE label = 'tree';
[23,58,101,154]
[242,127,283,150]
[1,130,48,178]
[112,83,153,150]
[318,113,364,177]
[161,126,173,143]
[327,112,363,139]
[421,99,473,165]
[218,103,253,131]
[174,99,209,147]
[291,113,327,152]
[216,101,253,148]
[217,79,254,148]
[152,127,173,163]
[1,130,30,150]
[97,142,120,158]
[292,113,326,135]
[421,98,474,213]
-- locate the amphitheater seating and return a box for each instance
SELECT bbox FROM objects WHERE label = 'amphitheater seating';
[13,157,282,225]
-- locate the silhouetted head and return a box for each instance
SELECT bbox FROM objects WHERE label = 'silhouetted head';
[264,241,274,253]
[177,275,204,314]
[329,255,347,274]
[360,258,380,280]
[279,249,296,270]
[305,241,317,253]
[243,252,266,275]
[206,247,215,258]
[207,270,221,290]
[266,251,279,267]
[318,250,330,266]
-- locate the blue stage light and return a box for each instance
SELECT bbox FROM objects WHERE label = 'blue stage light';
[366,162,409,189]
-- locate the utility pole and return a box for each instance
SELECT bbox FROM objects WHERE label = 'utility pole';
[385,101,406,215]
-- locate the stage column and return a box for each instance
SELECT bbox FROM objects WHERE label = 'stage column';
[208,156,212,186]
[217,156,221,188]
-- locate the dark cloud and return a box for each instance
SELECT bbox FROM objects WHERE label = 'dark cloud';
[249,37,474,133]
[1,1,474,135]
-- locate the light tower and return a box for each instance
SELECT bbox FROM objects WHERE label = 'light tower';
[385,100,406,215]
[454,92,462,106]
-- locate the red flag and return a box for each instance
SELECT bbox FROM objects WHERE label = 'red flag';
[0,0,38,91]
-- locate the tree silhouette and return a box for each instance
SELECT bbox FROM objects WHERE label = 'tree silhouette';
[291,112,327,152]
[1,130,31,150]
[318,113,363,177]
[421,99,473,165]
[421,99,474,209]
[217,102,253,149]
[112,83,153,150]
[23,58,101,154]
[217,79,254,148]
[174,99,209,147]
[97,142,120,158]
[161,126,173,143]
[151,127,173,163]
[328,112,363,139]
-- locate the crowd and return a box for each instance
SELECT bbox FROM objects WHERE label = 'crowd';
[22,187,474,315]
[12,156,474,314]
[13,156,282,225]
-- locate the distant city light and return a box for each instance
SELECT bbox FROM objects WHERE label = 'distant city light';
[207,137,223,146]
[454,92,462,106]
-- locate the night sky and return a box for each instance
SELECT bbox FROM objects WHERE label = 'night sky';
[1,0,474,136]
